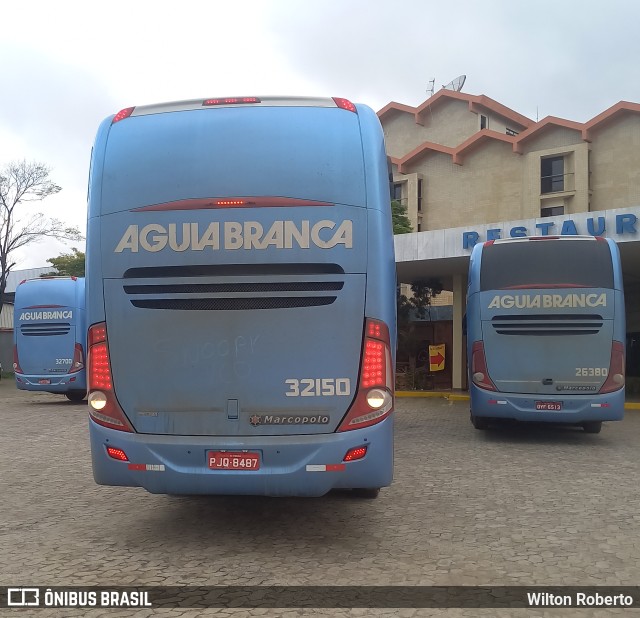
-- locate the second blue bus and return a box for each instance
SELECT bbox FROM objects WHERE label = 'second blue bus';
[466,236,625,433]
[13,276,87,401]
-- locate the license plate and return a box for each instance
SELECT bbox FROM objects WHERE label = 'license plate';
[536,401,562,411]
[38,379,51,385]
[207,451,260,470]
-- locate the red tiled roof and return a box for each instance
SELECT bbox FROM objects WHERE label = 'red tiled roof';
[380,95,640,168]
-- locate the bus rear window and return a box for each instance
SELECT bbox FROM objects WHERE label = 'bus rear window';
[480,240,615,291]
[101,106,366,214]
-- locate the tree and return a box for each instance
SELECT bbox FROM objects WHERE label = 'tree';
[396,278,444,389]
[46,247,85,277]
[392,199,413,234]
[0,160,82,314]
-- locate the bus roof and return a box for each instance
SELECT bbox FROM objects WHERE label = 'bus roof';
[114,96,357,122]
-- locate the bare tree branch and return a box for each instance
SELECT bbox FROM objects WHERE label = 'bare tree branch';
[0,160,82,315]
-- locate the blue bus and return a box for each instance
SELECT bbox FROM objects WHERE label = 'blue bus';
[13,276,87,401]
[86,96,396,497]
[466,236,625,433]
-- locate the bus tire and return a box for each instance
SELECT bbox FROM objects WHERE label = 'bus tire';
[582,421,602,434]
[352,488,380,499]
[470,413,489,430]
[65,391,86,402]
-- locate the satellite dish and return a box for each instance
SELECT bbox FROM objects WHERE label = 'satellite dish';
[442,75,466,92]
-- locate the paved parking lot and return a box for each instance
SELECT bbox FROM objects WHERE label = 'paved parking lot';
[1,381,640,617]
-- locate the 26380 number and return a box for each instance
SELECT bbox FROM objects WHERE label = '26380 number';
[575,367,608,377]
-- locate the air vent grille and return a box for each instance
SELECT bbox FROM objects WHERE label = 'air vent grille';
[491,314,604,336]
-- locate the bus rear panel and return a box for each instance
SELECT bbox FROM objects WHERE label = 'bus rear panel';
[86,96,396,496]
[13,277,87,401]
[467,236,625,430]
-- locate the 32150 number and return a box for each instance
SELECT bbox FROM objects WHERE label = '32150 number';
[285,378,351,397]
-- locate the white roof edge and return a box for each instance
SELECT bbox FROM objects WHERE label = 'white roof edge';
[130,96,338,117]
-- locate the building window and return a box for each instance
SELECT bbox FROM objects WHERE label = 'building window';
[541,205,564,217]
[541,156,565,193]
[392,183,403,202]
[480,115,488,130]
[417,179,423,212]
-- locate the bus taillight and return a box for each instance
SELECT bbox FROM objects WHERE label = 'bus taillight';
[69,343,84,373]
[471,341,497,391]
[112,107,135,123]
[599,341,625,394]
[338,319,393,432]
[12,344,23,374]
[203,97,261,106]
[88,322,134,432]
[332,98,357,113]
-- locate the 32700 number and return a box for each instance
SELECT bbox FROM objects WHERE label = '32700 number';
[285,378,351,397]
[575,367,609,377]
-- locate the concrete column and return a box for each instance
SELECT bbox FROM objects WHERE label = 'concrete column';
[452,273,466,390]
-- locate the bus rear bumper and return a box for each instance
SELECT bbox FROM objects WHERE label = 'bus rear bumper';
[89,416,394,497]
[470,387,625,423]
[15,373,86,393]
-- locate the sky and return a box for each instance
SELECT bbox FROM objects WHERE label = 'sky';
[2,0,640,270]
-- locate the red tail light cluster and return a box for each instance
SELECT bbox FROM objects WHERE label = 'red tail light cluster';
[69,343,85,374]
[337,318,393,432]
[470,341,496,391]
[12,344,23,374]
[599,341,625,393]
[88,322,134,432]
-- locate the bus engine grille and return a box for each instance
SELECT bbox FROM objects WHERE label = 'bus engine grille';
[491,314,604,336]
[20,323,71,336]
[123,280,343,311]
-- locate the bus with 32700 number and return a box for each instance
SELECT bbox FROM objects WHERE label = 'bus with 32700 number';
[13,276,87,401]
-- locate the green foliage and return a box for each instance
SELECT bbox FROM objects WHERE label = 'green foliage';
[392,199,413,234]
[46,247,85,277]
[397,279,444,324]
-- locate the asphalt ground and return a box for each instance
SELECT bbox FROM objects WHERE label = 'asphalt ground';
[1,381,639,617]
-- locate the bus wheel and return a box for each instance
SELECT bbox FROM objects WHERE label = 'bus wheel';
[352,488,380,499]
[582,421,602,434]
[65,391,86,402]
[470,413,489,430]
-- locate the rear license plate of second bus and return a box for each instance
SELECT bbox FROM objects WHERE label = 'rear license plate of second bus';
[535,401,562,411]
[207,451,260,470]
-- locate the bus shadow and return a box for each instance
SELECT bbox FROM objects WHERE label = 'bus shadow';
[24,399,86,407]
[123,490,385,555]
[478,421,610,445]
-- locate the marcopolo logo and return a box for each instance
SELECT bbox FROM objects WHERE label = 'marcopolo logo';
[19,310,73,321]
[488,293,607,309]
[114,220,353,253]
[249,414,330,427]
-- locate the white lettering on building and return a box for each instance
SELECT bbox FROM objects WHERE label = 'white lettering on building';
[114,220,353,253]
[488,293,607,309]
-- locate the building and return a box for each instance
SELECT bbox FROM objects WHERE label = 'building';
[381,90,640,392]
